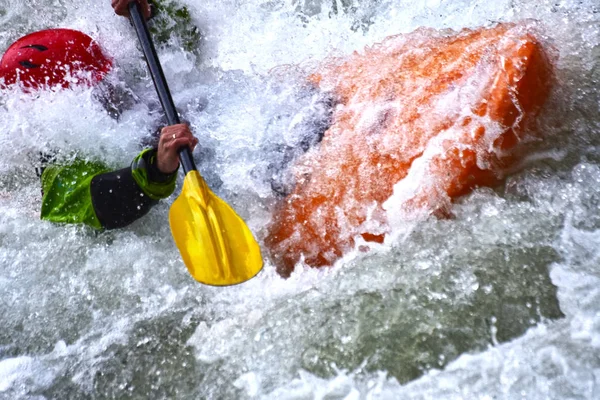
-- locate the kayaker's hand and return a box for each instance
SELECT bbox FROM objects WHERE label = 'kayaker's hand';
[157,124,199,174]
[112,0,151,19]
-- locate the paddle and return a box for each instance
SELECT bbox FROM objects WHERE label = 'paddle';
[128,1,263,286]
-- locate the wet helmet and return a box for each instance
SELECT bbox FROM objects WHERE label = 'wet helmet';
[0,28,112,90]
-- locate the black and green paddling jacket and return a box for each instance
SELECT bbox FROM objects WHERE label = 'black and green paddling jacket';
[40,148,177,229]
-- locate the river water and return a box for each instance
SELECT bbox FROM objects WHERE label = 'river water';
[0,0,598,398]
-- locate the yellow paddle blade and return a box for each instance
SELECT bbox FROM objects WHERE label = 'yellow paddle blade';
[169,170,263,286]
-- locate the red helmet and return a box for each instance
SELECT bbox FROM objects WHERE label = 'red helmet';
[0,28,112,90]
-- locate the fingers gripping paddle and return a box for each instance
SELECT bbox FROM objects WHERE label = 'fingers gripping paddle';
[128,2,263,286]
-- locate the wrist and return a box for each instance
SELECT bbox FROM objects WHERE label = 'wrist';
[148,149,178,183]
[130,148,178,200]
[156,159,179,176]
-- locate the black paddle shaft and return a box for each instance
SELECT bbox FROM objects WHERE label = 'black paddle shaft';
[129,1,196,174]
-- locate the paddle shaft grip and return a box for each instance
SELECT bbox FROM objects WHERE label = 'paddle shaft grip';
[129,1,196,174]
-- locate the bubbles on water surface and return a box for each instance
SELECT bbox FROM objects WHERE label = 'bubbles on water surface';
[0,0,599,398]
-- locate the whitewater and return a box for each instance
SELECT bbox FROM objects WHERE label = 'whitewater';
[0,0,599,398]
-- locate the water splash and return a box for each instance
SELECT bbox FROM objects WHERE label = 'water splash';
[0,0,598,398]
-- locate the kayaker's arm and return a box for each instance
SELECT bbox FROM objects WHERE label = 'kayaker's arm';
[112,0,151,19]
[91,148,178,228]
[40,124,197,229]
[40,148,176,229]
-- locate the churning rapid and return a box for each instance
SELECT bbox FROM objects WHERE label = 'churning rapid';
[0,0,599,398]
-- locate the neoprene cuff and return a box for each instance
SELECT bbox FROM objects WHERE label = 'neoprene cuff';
[131,148,178,200]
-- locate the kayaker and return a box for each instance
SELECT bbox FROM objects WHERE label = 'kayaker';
[0,24,198,229]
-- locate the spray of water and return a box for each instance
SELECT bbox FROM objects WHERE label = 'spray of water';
[0,0,598,398]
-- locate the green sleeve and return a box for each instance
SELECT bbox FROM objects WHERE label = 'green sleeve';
[40,159,110,229]
[131,148,178,200]
[40,149,178,229]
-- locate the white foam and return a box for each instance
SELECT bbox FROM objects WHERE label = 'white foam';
[0,0,598,398]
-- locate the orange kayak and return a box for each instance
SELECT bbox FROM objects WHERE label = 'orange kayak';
[266,22,554,277]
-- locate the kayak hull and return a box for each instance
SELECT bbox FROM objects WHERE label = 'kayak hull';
[266,22,554,277]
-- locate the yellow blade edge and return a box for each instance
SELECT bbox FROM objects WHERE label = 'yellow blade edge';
[169,170,263,286]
